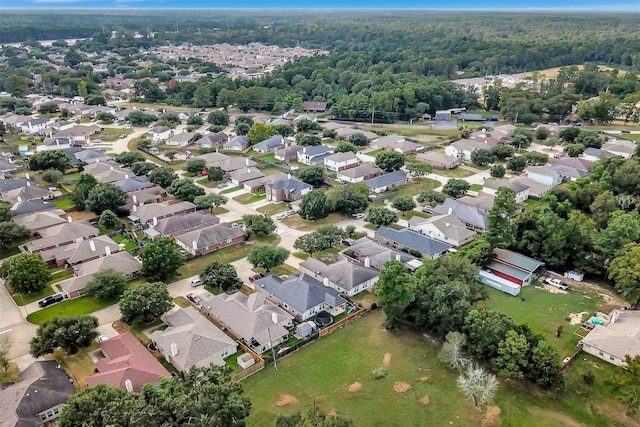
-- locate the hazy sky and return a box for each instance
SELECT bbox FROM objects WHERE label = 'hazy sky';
[6,1,640,10]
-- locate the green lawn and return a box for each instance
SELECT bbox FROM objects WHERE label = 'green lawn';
[244,309,635,427]
[260,154,278,164]
[52,197,74,210]
[26,295,119,325]
[404,210,430,221]
[281,212,349,232]
[432,167,476,178]
[233,192,266,204]
[50,268,74,284]
[258,166,282,176]
[292,252,310,260]
[257,203,288,216]
[112,234,138,251]
[9,282,55,306]
[469,184,483,191]
[220,185,243,194]
[0,245,22,260]
[393,178,441,199]
[212,206,229,215]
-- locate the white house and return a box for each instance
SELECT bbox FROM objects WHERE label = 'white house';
[297,145,335,166]
[21,118,50,135]
[482,178,530,203]
[444,139,491,162]
[149,126,172,143]
[166,132,195,147]
[581,309,640,367]
[299,256,379,297]
[337,163,383,183]
[525,166,562,187]
[324,151,358,172]
[407,213,476,248]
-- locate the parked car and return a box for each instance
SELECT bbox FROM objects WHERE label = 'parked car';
[190,277,202,287]
[38,294,65,308]
[545,277,569,291]
[96,335,109,343]
[622,130,631,134]
[186,293,203,305]
[119,134,127,139]
[217,182,228,189]
[275,213,288,220]
[352,213,366,219]
[422,206,434,214]
[198,171,208,177]
[249,273,264,282]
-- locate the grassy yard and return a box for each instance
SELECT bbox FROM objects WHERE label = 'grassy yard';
[50,268,74,284]
[281,212,349,232]
[221,185,243,194]
[233,192,266,204]
[212,206,230,215]
[53,197,74,210]
[292,252,310,260]
[432,167,476,178]
[26,295,119,325]
[268,264,300,277]
[257,203,289,216]
[404,210,430,221]
[112,234,138,251]
[0,245,22,260]
[244,309,636,427]
[60,345,98,389]
[9,282,55,306]
[174,296,191,308]
[260,154,278,163]
[258,166,283,176]
[394,178,440,198]
[469,184,483,191]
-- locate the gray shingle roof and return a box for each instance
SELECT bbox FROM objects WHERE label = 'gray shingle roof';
[11,199,57,217]
[254,136,285,151]
[114,176,153,192]
[26,222,99,252]
[175,223,245,249]
[153,212,220,236]
[432,198,488,230]
[300,256,378,292]
[337,163,383,179]
[365,170,407,189]
[483,178,530,193]
[266,177,312,195]
[344,237,419,270]
[376,227,452,256]
[301,145,333,156]
[224,135,250,149]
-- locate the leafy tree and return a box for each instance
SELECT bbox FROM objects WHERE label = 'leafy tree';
[492,330,530,379]
[442,179,470,198]
[164,150,178,163]
[608,243,640,306]
[187,115,203,126]
[201,261,242,292]
[234,122,251,135]
[560,126,581,142]
[242,214,276,236]
[489,164,506,178]
[247,123,277,144]
[0,201,12,222]
[491,144,515,159]
[295,134,322,146]
[0,336,11,376]
[463,309,516,360]
[294,232,329,254]
[521,151,549,166]
[471,149,495,166]
[506,156,527,173]
[274,124,294,137]
[417,190,446,205]
[365,207,398,228]
[391,195,416,216]
[130,161,157,176]
[29,149,69,172]
[614,355,640,415]
[38,102,60,115]
[126,111,156,126]
[535,127,549,140]
[326,184,369,215]
[529,340,564,389]
[98,209,122,231]
[335,141,358,153]
[208,110,229,126]
[184,159,207,174]
[193,193,227,212]
[275,411,305,427]
[41,169,63,184]
[405,162,433,177]
[119,282,172,325]
[167,178,205,202]
[70,173,98,210]
[149,166,177,188]
[0,253,51,294]
[438,331,469,370]
[298,166,326,187]
[595,211,640,268]
[486,187,518,248]
[589,190,618,229]
[375,151,405,172]
[509,129,533,149]
[140,238,183,281]
[296,119,322,133]
[376,260,415,332]
[348,133,369,147]
[247,244,290,272]
[58,384,145,427]
[115,152,145,167]
[457,364,499,407]
[564,143,586,157]
[455,236,494,267]
[86,183,128,215]
[316,225,347,247]
[0,222,31,253]
[30,315,98,357]
[85,268,126,300]
[576,131,602,148]
[208,166,224,182]
[299,191,331,221]
[322,129,338,138]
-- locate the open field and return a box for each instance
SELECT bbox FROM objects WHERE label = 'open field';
[432,167,476,178]
[243,309,637,427]
[524,65,627,79]
[281,212,349,232]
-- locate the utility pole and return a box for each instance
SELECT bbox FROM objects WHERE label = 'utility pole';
[371,107,375,125]
[268,328,277,370]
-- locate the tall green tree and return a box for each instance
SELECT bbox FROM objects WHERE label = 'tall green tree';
[98,209,122,231]
[0,222,31,253]
[528,340,564,389]
[167,178,205,202]
[376,260,415,332]
[442,179,470,198]
[608,243,640,306]
[200,261,242,292]
[119,282,172,325]
[327,184,369,215]
[298,166,326,187]
[492,329,530,379]
[149,166,177,188]
[70,173,98,210]
[139,238,183,281]
[84,269,126,300]
[391,195,416,216]
[375,151,405,172]
[486,187,518,248]
[614,355,640,415]
[247,244,290,272]
[463,309,516,360]
[28,149,69,172]
[299,191,331,221]
[30,315,98,357]
[0,253,51,294]
[85,183,128,215]
[115,152,145,167]
[242,214,276,236]
[365,207,398,228]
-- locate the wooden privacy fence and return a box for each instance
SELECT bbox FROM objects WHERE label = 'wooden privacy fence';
[319,305,374,337]
[231,340,265,382]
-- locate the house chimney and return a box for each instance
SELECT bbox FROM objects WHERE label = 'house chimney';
[192,240,198,250]
[132,195,137,204]
[446,223,450,228]
[396,254,401,261]
[132,204,137,212]
[272,312,278,324]
[105,246,111,256]
[67,215,72,223]
[245,158,250,166]
[170,342,178,357]
[89,240,96,251]
[25,172,30,180]
[448,207,453,215]
[124,379,134,393]
[16,196,22,203]
[364,257,371,268]
[247,168,251,174]
[303,147,307,153]
[323,277,330,287]
[153,216,158,226]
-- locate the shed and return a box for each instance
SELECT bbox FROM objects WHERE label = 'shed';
[477,270,521,296]
[296,321,316,338]
[237,353,256,369]
[564,270,584,282]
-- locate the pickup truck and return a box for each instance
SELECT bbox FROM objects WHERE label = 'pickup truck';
[544,278,569,291]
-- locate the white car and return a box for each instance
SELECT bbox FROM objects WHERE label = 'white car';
[352,213,366,219]
[190,277,202,287]
[545,277,569,291]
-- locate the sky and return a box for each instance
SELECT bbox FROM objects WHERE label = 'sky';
[4,1,640,11]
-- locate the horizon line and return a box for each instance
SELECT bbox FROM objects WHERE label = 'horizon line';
[2,7,640,12]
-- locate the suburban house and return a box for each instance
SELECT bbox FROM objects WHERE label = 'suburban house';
[274,144,304,162]
[0,361,75,426]
[254,273,348,321]
[14,209,67,232]
[42,235,121,268]
[432,198,489,233]
[229,168,266,186]
[87,332,171,391]
[512,177,552,199]
[324,152,359,172]
[582,147,617,162]
[222,136,250,151]
[36,137,71,152]
[72,250,141,279]
[174,223,246,256]
[365,170,408,193]
[297,145,335,166]
[202,292,294,354]
[194,132,228,149]
[10,199,59,218]
[525,165,563,187]
[601,138,636,159]
[149,126,172,143]
[20,118,50,134]
[198,152,256,173]
[264,175,312,202]
[253,136,286,153]
[83,161,134,184]
[71,148,109,165]
[342,237,423,272]
[166,131,196,147]
[480,248,544,292]
[47,124,100,146]
[299,256,379,297]
[26,221,99,255]
[303,101,328,112]
[470,129,508,142]
[114,176,155,193]
[336,163,383,183]
[581,309,640,367]
[150,212,220,237]
[369,134,406,150]
[124,186,166,209]
[335,127,378,141]
[408,213,476,248]
[1,182,54,205]
[482,178,530,203]
[444,139,491,162]
[551,157,594,181]
[151,307,238,372]
[375,227,452,259]
[130,201,197,225]
[416,152,462,170]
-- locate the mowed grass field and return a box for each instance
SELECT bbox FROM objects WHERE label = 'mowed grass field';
[243,300,638,426]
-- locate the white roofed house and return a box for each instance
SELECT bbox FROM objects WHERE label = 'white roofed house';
[166,131,196,147]
[408,213,476,248]
[525,165,562,187]
[324,151,359,172]
[444,139,491,162]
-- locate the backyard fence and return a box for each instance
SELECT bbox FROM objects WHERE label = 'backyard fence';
[231,340,265,382]
[319,305,375,338]
[274,331,320,360]
[561,346,583,371]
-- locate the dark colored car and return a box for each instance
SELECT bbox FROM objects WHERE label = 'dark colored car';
[38,294,65,308]
[249,273,264,282]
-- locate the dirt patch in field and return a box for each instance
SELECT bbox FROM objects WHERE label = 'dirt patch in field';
[539,284,567,294]
[419,376,431,382]
[383,353,392,367]
[419,394,430,405]
[347,382,362,393]
[482,406,501,427]
[568,312,588,325]
[327,408,337,416]
[393,381,412,393]
[275,394,299,407]
[527,407,585,427]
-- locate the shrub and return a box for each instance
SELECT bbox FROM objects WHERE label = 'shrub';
[372,368,388,379]
[583,371,595,385]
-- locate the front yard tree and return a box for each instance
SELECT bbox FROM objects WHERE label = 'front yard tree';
[70,173,99,210]
[98,209,122,231]
[0,201,11,222]
[535,127,550,140]
[564,143,586,157]
[120,282,172,325]
[491,144,515,160]
[375,151,405,172]
[41,169,63,184]
[247,123,277,144]
[471,149,495,166]
[442,179,470,198]
[140,237,183,282]
[59,384,144,427]
[559,126,581,142]
[348,133,369,147]
[327,184,369,215]
[184,159,207,174]
[299,191,331,221]
[201,261,242,292]
[335,141,358,153]
[242,214,276,236]
[294,233,329,255]
[207,110,229,126]
[506,156,527,173]
[85,183,127,215]
[365,207,398,228]
[608,243,640,306]
[376,260,415,332]
[417,190,446,205]
[28,149,69,172]
[486,187,518,248]
[295,134,321,146]
[207,166,224,182]
[0,253,51,294]
[0,222,31,253]
[614,355,640,415]
[194,193,228,213]
[391,195,416,216]
[457,364,499,407]
[405,162,433,177]
[167,178,205,202]
[84,268,126,300]
[528,340,564,389]
[149,166,177,188]
[130,161,157,176]
[298,165,326,187]
[247,244,290,272]
[30,315,99,357]
[296,118,322,133]
[316,225,347,247]
[115,152,145,167]
[489,164,506,178]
